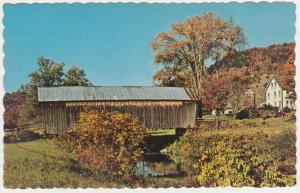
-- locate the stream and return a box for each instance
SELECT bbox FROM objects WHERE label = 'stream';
[136,153,174,176]
[136,129,186,176]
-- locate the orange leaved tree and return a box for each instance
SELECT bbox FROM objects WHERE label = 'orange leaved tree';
[201,76,230,129]
[59,109,146,178]
[151,12,246,118]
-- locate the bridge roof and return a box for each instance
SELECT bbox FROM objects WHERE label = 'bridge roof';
[38,86,194,102]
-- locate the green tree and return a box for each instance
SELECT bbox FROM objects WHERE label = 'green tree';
[29,57,65,87]
[151,12,246,118]
[22,57,64,122]
[62,67,91,86]
[21,57,92,123]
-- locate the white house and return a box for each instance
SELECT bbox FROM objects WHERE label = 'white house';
[265,77,295,110]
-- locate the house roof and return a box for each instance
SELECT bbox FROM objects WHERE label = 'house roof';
[37,86,194,102]
[265,76,285,92]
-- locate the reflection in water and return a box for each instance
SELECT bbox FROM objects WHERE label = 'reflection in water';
[136,161,163,176]
[137,129,186,176]
[136,153,178,176]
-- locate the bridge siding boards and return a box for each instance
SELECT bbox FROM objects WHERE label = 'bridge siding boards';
[38,87,196,134]
[40,102,196,134]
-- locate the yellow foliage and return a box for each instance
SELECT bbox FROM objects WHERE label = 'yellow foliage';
[58,109,146,178]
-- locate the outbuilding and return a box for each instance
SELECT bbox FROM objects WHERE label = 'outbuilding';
[38,86,197,134]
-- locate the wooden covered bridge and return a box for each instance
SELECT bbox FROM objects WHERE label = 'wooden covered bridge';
[38,86,197,134]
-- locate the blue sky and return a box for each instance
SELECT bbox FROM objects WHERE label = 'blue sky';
[3,2,296,92]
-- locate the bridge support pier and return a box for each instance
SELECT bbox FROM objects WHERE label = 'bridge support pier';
[175,128,187,137]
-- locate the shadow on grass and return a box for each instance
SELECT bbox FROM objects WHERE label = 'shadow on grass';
[4,130,45,144]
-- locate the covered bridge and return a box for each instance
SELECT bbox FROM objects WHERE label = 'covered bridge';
[38,86,196,134]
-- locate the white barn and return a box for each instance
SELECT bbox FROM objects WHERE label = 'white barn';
[265,77,295,110]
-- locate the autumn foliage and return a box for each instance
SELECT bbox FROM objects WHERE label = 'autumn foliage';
[200,75,231,122]
[166,123,296,187]
[201,77,230,113]
[211,42,295,74]
[151,12,246,118]
[283,53,295,93]
[58,109,146,178]
[4,92,27,129]
[199,76,230,128]
[151,12,246,90]
[196,133,295,187]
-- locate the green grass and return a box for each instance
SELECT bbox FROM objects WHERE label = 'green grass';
[4,139,122,188]
[207,116,295,136]
[202,114,234,121]
[146,128,176,136]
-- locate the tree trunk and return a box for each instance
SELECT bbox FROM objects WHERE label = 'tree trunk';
[215,111,221,129]
[196,99,203,118]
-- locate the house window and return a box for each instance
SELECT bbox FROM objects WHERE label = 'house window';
[267,93,270,99]
[287,101,289,106]
[275,101,276,106]
[275,82,277,87]
[274,92,276,99]
[271,83,273,88]
[279,90,281,97]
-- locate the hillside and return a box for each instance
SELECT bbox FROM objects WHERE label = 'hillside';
[211,42,294,71]
[209,42,295,105]
[248,73,277,104]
